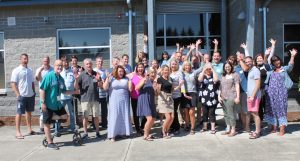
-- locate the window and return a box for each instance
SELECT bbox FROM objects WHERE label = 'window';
[283,24,300,83]
[156,13,221,59]
[0,32,5,92]
[57,28,111,68]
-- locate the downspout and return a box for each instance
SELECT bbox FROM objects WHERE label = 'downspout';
[127,0,133,66]
[262,0,272,52]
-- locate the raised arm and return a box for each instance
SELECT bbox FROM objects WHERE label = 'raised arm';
[240,43,250,57]
[213,39,218,53]
[268,38,276,64]
[185,44,196,62]
[264,47,271,64]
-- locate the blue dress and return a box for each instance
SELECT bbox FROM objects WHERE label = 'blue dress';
[107,78,132,138]
[137,79,156,117]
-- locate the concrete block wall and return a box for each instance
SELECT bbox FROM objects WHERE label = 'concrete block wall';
[0,2,145,116]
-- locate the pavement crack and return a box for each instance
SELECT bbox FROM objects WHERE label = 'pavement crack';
[18,145,42,161]
[123,138,133,161]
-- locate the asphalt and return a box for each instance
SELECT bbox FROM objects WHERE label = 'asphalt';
[1,119,300,161]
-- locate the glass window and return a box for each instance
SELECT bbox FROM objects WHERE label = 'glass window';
[57,28,111,68]
[155,13,221,59]
[0,33,5,89]
[284,24,300,83]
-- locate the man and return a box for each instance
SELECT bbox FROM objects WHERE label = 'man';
[211,39,224,79]
[245,56,261,139]
[122,54,133,73]
[77,58,102,139]
[11,53,36,139]
[108,57,120,73]
[236,52,250,132]
[35,56,53,133]
[40,59,78,150]
[94,56,108,129]
[60,56,77,132]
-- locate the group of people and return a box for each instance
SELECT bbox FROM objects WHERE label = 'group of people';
[11,37,298,150]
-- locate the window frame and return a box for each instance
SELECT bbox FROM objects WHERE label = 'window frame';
[0,32,6,93]
[156,12,221,56]
[283,23,300,85]
[56,27,112,67]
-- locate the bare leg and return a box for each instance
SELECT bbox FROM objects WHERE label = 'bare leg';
[184,108,190,129]
[44,124,53,143]
[189,108,196,130]
[144,116,154,138]
[15,114,22,137]
[25,112,33,133]
[251,112,261,133]
[83,117,88,134]
[93,116,100,133]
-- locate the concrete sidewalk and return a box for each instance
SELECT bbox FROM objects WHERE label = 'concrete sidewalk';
[1,122,300,161]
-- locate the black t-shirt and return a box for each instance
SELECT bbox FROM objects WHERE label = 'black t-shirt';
[157,77,173,93]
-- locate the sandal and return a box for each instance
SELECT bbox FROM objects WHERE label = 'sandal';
[15,135,24,139]
[143,136,154,141]
[163,135,171,139]
[221,131,230,135]
[27,131,36,135]
[210,130,216,134]
[228,132,237,137]
[249,132,260,139]
[200,128,207,133]
[190,129,195,135]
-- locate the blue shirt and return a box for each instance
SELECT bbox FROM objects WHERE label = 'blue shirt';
[235,65,248,93]
[94,67,108,98]
[60,68,75,100]
[212,62,224,80]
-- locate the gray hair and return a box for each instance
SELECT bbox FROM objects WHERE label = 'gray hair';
[83,58,92,64]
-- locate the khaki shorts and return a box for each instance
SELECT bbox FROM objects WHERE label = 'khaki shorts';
[81,101,100,118]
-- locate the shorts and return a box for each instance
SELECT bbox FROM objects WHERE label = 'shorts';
[247,97,261,112]
[157,91,174,114]
[237,92,248,113]
[81,101,100,118]
[181,92,198,108]
[42,108,67,124]
[16,95,35,115]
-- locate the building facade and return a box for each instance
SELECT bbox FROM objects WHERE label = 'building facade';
[0,0,299,117]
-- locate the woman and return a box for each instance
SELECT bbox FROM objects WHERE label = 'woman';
[219,62,240,137]
[136,68,157,141]
[169,60,184,134]
[254,53,272,120]
[160,51,169,67]
[135,51,146,64]
[264,49,297,136]
[130,63,146,135]
[181,61,201,135]
[103,65,132,141]
[198,63,219,134]
[156,65,181,138]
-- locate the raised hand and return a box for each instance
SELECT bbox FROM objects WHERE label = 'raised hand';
[240,43,247,49]
[265,47,271,55]
[176,43,180,48]
[290,48,298,57]
[212,39,218,45]
[269,38,276,45]
[190,43,196,51]
[196,39,202,46]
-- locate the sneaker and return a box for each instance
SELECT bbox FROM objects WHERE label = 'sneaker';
[47,143,59,150]
[82,133,88,140]
[54,132,61,137]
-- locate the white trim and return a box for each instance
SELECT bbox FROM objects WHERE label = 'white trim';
[56,27,112,67]
[0,32,5,92]
[58,46,111,50]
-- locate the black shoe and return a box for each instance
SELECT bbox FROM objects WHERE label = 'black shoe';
[54,132,61,137]
[96,132,102,139]
[47,143,59,150]
[82,133,88,140]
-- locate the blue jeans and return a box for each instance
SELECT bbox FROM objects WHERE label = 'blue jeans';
[61,99,75,131]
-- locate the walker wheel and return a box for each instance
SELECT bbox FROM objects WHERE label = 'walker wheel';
[73,133,82,146]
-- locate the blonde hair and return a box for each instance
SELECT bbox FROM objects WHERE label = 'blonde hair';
[182,61,191,72]
[135,51,146,64]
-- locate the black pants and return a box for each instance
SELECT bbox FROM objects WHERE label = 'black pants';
[73,95,81,126]
[202,105,216,123]
[99,97,108,128]
[259,92,266,121]
[131,98,141,132]
[170,97,181,131]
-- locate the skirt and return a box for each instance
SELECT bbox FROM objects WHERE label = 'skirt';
[157,91,174,114]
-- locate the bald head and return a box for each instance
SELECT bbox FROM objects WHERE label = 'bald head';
[54,59,63,74]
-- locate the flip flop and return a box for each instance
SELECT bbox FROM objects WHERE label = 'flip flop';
[16,135,24,139]
[27,131,36,135]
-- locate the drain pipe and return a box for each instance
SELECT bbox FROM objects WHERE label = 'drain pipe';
[127,0,133,66]
[262,7,267,52]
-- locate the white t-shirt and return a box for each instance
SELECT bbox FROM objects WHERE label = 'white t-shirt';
[35,66,54,87]
[11,65,35,97]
